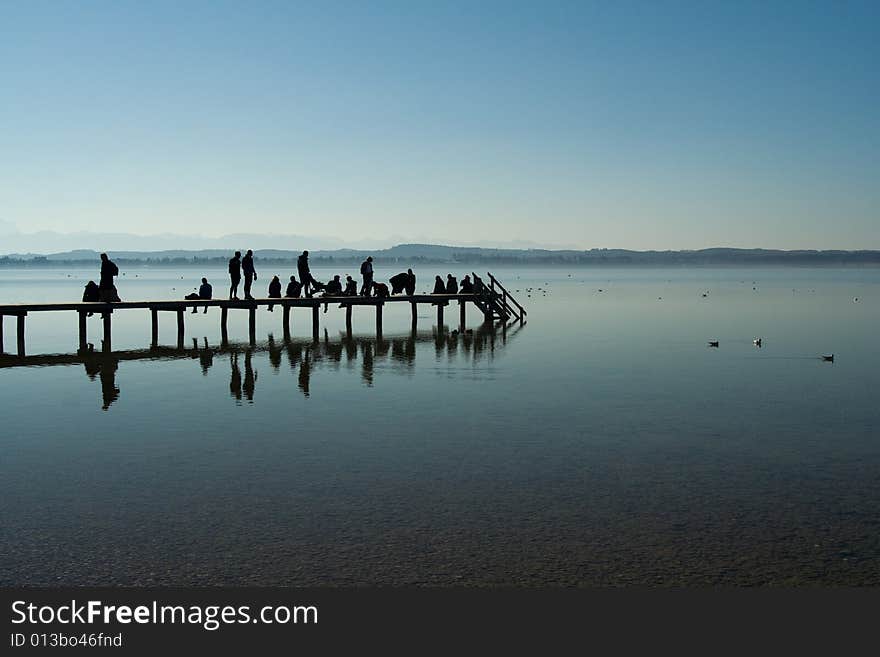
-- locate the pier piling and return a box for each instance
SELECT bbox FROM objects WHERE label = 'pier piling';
[78,311,87,351]
[176,309,185,347]
[345,304,352,336]
[311,305,319,342]
[151,308,158,346]
[17,314,26,357]
[248,307,256,345]
[0,314,4,353]
[283,305,291,338]
[102,311,111,353]
[376,303,383,338]
[459,300,466,329]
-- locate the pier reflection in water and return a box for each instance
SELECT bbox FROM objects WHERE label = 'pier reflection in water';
[0,321,524,409]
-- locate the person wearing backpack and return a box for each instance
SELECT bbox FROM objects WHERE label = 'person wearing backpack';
[98,253,121,302]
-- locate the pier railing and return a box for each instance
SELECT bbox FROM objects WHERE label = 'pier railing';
[471,272,527,322]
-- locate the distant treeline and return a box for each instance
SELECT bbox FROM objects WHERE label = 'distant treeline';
[2,250,880,268]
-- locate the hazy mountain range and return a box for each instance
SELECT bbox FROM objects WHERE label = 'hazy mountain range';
[0,222,575,254]
[2,244,879,267]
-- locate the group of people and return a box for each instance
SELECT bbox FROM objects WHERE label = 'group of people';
[83,251,478,315]
[225,251,473,305]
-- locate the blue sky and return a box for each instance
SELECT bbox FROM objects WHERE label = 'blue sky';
[1,0,878,250]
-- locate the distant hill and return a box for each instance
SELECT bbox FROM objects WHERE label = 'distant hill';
[2,244,880,267]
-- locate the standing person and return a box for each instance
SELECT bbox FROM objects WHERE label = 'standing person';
[360,256,374,297]
[267,274,281,311]
[242,249,257,300]
[228,251,242,299]
[405,268,416,296]
[98,253,121,302]
[446,274,458,294]
[297,250,316,298]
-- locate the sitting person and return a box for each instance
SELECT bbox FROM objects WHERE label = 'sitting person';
[325,275,343,296]
[285,275,303,298]
[267,275,282,311]
[373,282,390,298]
[389,271,410,295]
[322,275,344,313]
[446,274,458,294]
[343,275,358,296]
[185,277,212,314]
[82,280,100,316]
[459,274,474,293]
[432,275,446,294]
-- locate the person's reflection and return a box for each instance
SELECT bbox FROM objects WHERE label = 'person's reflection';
[434,329,445,358]
[446,332,459,360]
[298,348,312,397]
[243,350,257,401]
[343,336,357,364]
[324,331,343,366]
[267,334,282,371]
[361,341,374,387]
[390,336,416,367]
[230,351,242,401]
[83,355,120,411]
[195,337,213,375]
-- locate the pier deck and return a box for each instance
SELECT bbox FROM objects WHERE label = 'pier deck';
[0,273,526,356]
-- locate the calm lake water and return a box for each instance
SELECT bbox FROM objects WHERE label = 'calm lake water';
[1,265,878,586]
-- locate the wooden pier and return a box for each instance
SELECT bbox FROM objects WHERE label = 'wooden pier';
[0,272,525,357]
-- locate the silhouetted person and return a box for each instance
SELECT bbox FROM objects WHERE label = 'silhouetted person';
[83,280,99,302]
[343,275,358,296]
[323,275,343,312]
[360,256,374,296]
[229,251,242,299]
[98,253,120,302]
[446,274,458,294]
[185,277,212,313]
[82,280,99,316]
[405,268,416,295]
[242,249,257,300]
[460,275,474,293]
[286,275,303,298]
[373,282,389,298]
[267,274,282,311]
[326,275,343,295]
[389,271,410,295]
[297,250,320,298]
[432,275,446,294]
